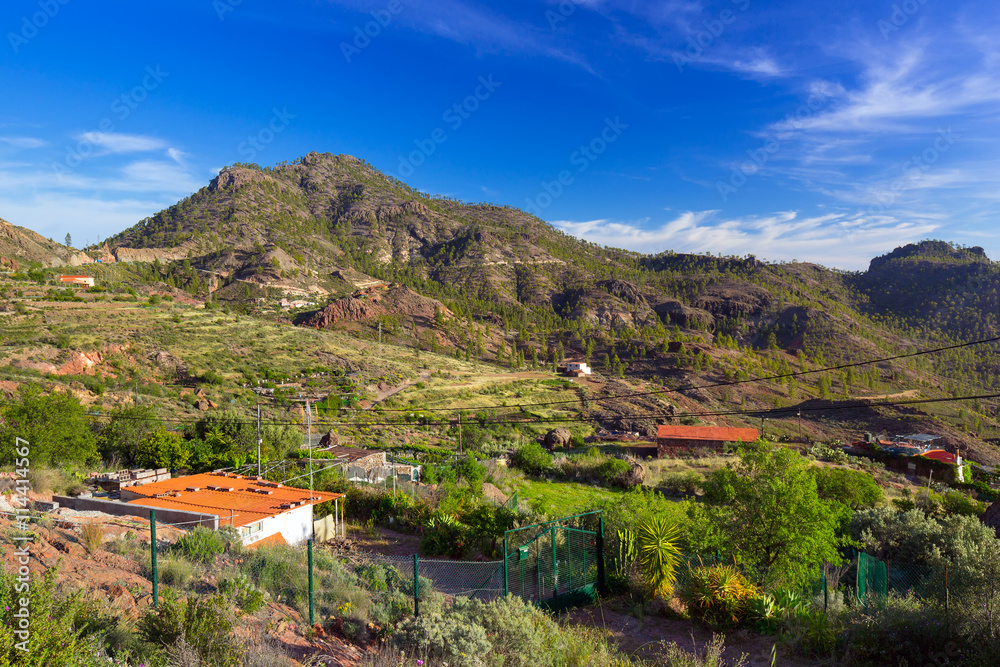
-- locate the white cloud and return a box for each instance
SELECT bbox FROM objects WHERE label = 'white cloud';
[0,136,46,149]
[553,210,940,270]
[0,194,171,244]
[730,55,785,77]
[76,132,168,154]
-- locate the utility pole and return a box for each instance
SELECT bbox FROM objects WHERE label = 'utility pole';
[378,321,382,358]
[797,410,802,442]
[458,413,463,454]
[307,399,314,504]
[256,404,262,477]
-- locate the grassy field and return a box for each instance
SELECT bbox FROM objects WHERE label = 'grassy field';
[512,478,622,517]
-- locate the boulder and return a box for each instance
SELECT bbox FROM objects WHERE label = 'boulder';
[545,428,572,449]
[614,462,646,488]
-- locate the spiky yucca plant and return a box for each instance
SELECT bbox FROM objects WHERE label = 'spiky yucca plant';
[635,516,681,598]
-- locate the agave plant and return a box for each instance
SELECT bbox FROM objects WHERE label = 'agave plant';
[681,564,760,625]
[749,593,781,634]
[635,516,682,598]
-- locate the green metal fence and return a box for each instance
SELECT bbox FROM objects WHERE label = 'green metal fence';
[502,511,605,612]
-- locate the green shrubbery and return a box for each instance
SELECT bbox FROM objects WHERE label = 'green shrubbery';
[173,526,239,563]
[395,595,625,667]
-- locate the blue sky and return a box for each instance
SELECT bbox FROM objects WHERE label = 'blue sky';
[1,0,999,269]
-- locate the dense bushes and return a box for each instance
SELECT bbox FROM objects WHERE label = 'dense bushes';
[0,567,126,666]
[395,595,625,667]
[510,443,552,475]
[511,444,641,489]
[172,526,240,563]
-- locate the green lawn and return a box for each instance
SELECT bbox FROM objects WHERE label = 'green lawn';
[513,478,622,518]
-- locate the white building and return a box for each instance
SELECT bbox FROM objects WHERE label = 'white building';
[121,472,343,547]
[565,362,592,376]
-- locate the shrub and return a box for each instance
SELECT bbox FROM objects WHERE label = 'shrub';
[173,526,228,564]
[396,609,491,667]
[421,514,470,558]
[598,458,632,484]
[658,470,702,496]
[810,466,884,509]
[159,556,195,588]
[218,574,265,614]
[511,443,552,475]
[79,522,104,553]
[139,592,240,665]
[838,592,949,664]
[680,564,759,625]
[0,567,111,665]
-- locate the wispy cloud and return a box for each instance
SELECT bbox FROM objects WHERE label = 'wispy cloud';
[0,136,46,149]
[76,132,168,154]
[554,210,940,269]
[327,0,593,70]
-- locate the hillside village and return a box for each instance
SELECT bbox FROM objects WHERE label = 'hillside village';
[3,163,1000,665]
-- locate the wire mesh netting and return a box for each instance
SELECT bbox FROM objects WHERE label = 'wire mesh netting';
[415,558,505,601]
[503,511,603,609]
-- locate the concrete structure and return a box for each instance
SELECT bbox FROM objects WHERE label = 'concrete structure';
[120,472,343,546]
[318,446,420,483]
[565,362,592,376]
[656,424,760,457]
[59,275,95,288]
[54,495,219,528]
[91,468,171,495]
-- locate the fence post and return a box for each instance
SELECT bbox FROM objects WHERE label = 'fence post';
[413,554,420,617]
[308,539,314,626]
[150,509,158,609]
[502,532,509,597]
[597,511,606,596]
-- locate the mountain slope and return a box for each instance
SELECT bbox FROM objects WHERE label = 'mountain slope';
[0,217,91,268]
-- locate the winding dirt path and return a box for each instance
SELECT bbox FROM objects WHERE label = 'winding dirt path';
[358,370,431,409]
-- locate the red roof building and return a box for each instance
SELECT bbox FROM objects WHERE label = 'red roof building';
[121,471,343,546]
[656,425,760,457]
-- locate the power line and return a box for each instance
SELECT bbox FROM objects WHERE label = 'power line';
[368,334,1000,413]
[7,334,998,429]
[76,389,1000,429]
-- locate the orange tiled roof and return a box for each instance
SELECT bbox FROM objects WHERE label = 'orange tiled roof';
[125,472,343,528]
[921,449,958,464]
[656,425,760,442]
[246,532,288,549]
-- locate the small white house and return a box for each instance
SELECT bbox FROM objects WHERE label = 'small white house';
[565,362,592,376]
[122,472,342,547]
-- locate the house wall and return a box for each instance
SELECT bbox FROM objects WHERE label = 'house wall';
[657,438,726,457]
[54,495,219,528]
[244,504,314,547]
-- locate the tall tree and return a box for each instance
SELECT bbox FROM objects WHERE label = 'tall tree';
[703,442,842,587]
[0,385,98,466]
